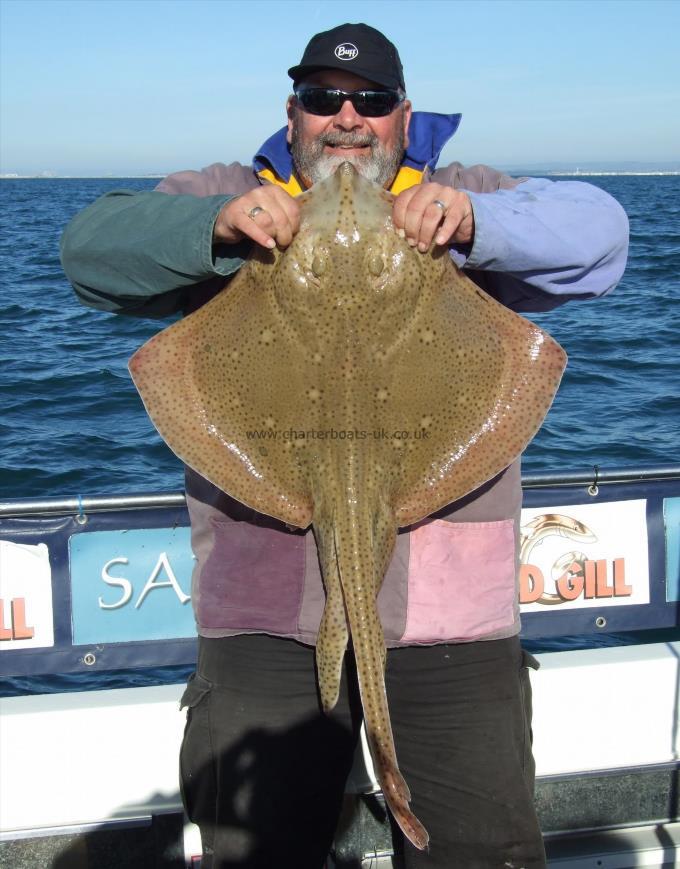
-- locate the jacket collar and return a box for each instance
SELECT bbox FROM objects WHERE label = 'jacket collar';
[253,111,461,189]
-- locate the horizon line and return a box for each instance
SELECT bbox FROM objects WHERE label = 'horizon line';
[2,170,680,180]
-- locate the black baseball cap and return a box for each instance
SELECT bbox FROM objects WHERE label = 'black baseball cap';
[288,23,406,92]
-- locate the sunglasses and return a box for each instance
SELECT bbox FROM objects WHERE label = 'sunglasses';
[294,86,405,118]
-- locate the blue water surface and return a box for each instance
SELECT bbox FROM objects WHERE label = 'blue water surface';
[1,175,678,500]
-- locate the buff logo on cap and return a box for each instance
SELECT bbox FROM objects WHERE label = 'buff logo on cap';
[334,42,358,61]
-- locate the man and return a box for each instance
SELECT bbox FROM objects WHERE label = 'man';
[61,23,629,869]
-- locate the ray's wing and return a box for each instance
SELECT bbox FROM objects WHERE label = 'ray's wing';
[129,262,319,528]
[385,259,567,525]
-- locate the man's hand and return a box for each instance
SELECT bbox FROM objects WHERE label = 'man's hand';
[392,183,474,252]
[214,186,301,249]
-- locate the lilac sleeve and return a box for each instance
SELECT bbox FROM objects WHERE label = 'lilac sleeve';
[451,178,629,310]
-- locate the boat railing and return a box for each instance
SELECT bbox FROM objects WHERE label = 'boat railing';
[1,463,679,517]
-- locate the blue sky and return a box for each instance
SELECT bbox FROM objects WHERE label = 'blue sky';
[1,0,678,175]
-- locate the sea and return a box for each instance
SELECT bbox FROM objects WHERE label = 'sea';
[0,173,679,694]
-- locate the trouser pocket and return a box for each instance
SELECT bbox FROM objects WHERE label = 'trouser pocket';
[179,673,215,837]
[519,649,539,790]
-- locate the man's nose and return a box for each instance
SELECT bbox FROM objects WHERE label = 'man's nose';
[333,98,364,130]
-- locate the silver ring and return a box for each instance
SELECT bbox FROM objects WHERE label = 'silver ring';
[431,199,448,215]
[248,206,266,220]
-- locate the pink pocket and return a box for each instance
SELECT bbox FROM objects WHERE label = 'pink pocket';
[198,519,306,633]
[402,519,517,643]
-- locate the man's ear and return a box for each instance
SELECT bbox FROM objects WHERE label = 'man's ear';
[402,100,412,150]
[286,96,296,145]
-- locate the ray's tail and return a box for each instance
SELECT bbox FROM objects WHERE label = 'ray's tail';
[313,517,350,712]
[331,506,429,851]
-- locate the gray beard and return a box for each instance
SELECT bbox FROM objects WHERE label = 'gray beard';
[291,114,405,188]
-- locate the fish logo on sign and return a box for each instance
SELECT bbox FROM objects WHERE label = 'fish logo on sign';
[335,43,358,61]
[518,506,644,608]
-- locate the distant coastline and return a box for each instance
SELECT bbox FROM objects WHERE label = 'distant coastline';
[501,161,680,176]
[529,171,679,177]
[1,165,679,179]
[0,173,167,180]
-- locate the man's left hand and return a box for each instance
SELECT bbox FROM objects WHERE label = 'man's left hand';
[392,184,474,252]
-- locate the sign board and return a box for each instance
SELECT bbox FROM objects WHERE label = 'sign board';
[0,474,678,674]
[0,540,54,649]
[519,500,649,613]
[70,528,195,644]
[664,497,680,602]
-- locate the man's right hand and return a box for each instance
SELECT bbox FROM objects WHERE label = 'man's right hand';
[213,186,301,250]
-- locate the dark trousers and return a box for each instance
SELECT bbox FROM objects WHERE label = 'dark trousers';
[179,634,546,869]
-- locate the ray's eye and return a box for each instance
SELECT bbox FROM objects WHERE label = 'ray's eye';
[368,254,384,277]
[311,254,327,277]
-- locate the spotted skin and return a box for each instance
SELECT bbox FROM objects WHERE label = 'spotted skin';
[129,163,567,851]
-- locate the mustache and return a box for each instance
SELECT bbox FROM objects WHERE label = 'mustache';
[318,131,378,149]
